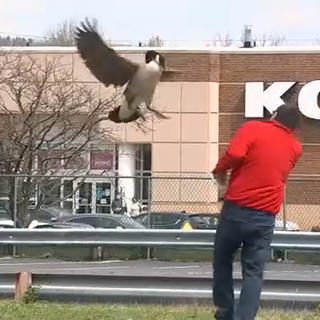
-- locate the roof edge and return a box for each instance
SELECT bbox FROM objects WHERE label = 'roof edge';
[2,46,320,54]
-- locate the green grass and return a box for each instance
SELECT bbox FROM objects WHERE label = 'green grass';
[0,302,318,319]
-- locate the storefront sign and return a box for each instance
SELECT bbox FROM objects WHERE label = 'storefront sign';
[245,80,320,120]
[90,152,114,170]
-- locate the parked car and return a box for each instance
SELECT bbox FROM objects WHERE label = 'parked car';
[189,214,300,231]
[35,206,72,221]
[133,212,209,230]
[54,213,145,229]
[28,206,73,228]
[0,209,24,228]
[0,219,14,228]
[30,221,95,229]
[275,219,300,231]
[188,213,220,229]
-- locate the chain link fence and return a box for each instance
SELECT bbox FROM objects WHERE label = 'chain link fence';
[0,174,219,227]
[0,174,318,262]
[0,174,318,231]
[281,177,320,232]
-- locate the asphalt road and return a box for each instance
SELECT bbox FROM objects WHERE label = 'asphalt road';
[0,258,319,280]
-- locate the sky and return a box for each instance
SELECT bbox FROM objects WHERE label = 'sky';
[0,0,320,46]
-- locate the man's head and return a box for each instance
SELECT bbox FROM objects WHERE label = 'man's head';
[271,104,301,130]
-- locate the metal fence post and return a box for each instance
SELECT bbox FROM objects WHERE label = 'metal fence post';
[147,175,152,260]
[13,176,18,257]
[13,176,18,228]
[282,185,288,261]
[283,185,287,231]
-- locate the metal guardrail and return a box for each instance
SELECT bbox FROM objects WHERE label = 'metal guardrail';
[3,273,320,307]
[2,228,320,308]
[0,229,320,250]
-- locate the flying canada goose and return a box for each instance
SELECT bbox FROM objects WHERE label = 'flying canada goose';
[75,20,176,124]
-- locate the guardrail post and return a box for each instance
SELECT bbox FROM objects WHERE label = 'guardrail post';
[15,271,32,303]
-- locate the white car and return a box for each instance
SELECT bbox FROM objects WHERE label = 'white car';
[275,219,300,231]
[0,219,14,228]
[28,220,47,229]
[28,220,95,229]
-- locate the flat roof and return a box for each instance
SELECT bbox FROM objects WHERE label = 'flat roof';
[1,46,320,54]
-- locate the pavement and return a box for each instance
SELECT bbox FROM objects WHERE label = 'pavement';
[0,258,319,280]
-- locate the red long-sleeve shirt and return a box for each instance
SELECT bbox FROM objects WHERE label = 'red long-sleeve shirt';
[212,120,302,214]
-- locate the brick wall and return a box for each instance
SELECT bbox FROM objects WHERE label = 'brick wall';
[160,49,320,212]
[215,51,320,207]
[161,52,219,82]
[219,53,320,82]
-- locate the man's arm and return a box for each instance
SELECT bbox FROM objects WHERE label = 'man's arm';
[212,121,256,174]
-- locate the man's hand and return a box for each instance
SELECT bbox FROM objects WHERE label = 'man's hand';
[212,171,227,186]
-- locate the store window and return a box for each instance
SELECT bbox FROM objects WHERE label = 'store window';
[37,151,62,172]
[64,152,88,170]
[0,176,9,198]
[76,182,92,214]
[62,180,73,210]
[135,144,152,206]
[39,178,61,206]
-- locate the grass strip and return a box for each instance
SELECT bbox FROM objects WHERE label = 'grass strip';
[0,301,318,320]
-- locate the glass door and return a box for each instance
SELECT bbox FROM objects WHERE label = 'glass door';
[95,182,112,214]
[74,180,92,214]
[62,179,73,211]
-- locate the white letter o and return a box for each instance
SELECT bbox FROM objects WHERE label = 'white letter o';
[298,80,320,120]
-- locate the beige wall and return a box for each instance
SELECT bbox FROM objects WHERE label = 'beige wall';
[75,49,220,203]
[1,49,220,207]
[150,81,219,205]
[19,51,219,172]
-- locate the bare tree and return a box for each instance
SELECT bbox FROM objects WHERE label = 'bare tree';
[0,36,33,47]
[255,34,286,46]
[33,18,109,47]
[0,50,121,224]
[145,35,165,47]
[39,18,78,46]
[210,33,233,47]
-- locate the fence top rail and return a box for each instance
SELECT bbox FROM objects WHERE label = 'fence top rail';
[287,175,320,181]
[0,174,213,180]
[2,173,320,180]
[0,229,316,236]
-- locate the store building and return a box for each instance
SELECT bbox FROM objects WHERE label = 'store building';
[1,46,320,229]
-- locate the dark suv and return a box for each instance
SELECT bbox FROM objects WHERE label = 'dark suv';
[133,212,210,229]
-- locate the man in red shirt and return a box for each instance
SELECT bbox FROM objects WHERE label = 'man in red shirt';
[211,105,302,320]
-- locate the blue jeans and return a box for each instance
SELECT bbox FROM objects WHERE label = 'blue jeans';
[213,200,275,320]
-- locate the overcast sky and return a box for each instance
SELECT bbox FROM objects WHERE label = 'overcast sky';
[0,0,319,45]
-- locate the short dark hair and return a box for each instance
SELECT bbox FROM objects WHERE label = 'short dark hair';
[273,105,301,130]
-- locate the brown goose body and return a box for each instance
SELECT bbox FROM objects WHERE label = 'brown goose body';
[74,19,176,123]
